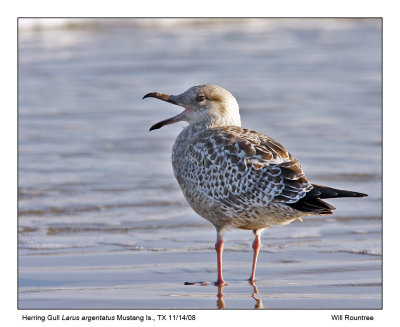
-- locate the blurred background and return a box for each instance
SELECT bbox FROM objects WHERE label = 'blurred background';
[18,18,381,309]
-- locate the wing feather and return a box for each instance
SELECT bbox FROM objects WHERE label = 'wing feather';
[184,126,312,209]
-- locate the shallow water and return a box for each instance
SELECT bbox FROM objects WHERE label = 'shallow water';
[18,18,382,309]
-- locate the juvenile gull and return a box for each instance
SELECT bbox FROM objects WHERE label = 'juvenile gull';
[143,84,367,286]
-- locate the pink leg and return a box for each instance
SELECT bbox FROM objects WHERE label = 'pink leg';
[249,229,263,283]
[215,231,227,285]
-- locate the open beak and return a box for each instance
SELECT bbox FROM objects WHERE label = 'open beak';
[143,92,191,131]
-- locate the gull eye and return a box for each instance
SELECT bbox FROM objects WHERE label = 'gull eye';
[196,95,205,102]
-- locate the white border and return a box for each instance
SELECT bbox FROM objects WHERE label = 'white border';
[4,0,397,325]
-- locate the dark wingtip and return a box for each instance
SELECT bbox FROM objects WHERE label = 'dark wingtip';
[355,192,368,197]
[347,190,368,197]
[310,184,368,198]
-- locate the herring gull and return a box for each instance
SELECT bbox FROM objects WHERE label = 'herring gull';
[143,84,367,285]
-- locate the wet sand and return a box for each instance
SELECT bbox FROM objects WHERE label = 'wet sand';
[19,215,381,309]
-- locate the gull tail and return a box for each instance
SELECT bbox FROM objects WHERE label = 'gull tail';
[288,184,367,215]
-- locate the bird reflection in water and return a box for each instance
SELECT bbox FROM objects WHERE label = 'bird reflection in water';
[217,282,265,309]
[184,281,266,309]
[249,282,266,309]
[216,284,225,309]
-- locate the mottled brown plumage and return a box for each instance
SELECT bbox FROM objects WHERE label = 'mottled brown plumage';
[143,84,367,285]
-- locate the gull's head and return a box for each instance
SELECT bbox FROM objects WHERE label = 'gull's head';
[143,84,241,131]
